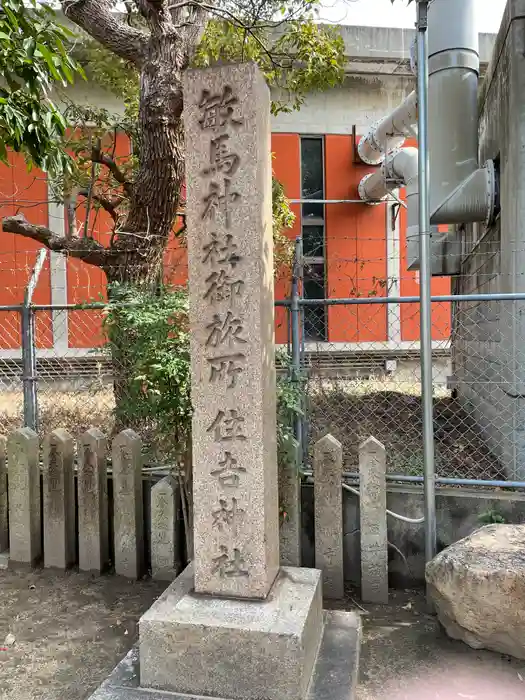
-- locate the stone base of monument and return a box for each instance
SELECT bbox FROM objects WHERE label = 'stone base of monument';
[87,565,361,700]
[140,565,322,699]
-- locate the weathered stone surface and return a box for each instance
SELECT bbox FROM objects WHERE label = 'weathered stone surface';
[139,565,323,700]
[183,63,279,599]
[359,436,388,604]
[313,434,344,599]
[78,428,109,573]
[426,524,525,658]
[151,475,180,581]
[0,436,7,552]
[43,429,75,569]
[279,447,301,567]
[112,429,144,579]
[8,428,41,565]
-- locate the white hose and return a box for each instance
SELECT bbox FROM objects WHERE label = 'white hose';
[342,483,425,524]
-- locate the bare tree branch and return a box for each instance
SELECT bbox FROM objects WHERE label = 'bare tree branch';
[2,214,112,268]
[78,189,124,221]
[62,0,149,66]
[91,143,134,198]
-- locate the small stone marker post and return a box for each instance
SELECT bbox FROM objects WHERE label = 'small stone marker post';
[183,63,279,599]
[279,451,301,567]
[0,436,7,552]
[112,429,144,579]
[8,427,41,564]
[43,429,75,569]
[151,475,180,580]
[359,436,388,604]
[313,434,344,599]
[78,428,108,573]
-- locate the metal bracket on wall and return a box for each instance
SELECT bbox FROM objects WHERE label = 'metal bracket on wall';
[352,125,369,166]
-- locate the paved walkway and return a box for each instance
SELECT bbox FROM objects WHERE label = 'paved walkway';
[352,590,525,700]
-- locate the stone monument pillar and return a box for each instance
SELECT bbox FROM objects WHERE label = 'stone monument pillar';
[184,62,279,599]
[138,63,325,700]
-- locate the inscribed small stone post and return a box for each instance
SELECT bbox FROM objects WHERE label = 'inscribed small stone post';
[359,436,388,604]
[78,428,109,573]
[313,434,344,599]
[0,436,7,552]
[8,427,41,565]
[43,429,75,569]
[112,429,144,579]
[183,63,279,599]
[151,475,180,580]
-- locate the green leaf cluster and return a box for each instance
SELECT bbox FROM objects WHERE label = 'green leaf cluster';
[102,283,192,463]
[0,0,83,173]
[194,19,345,115]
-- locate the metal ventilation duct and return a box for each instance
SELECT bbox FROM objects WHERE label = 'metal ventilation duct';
[358,0,497,276]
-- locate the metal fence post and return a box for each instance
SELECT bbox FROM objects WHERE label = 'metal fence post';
[21,305,37,431]
[416,0,437,568]
[291,236,304,467]
[21,249,48,432]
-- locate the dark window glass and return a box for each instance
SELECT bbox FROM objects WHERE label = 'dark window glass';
[304,306,327,342]
[302,225,324,258]
[303,263,327,341]
[301,138,324,200]
[301,138,326,341]
[303,263,325,299]
[302,202,324,221]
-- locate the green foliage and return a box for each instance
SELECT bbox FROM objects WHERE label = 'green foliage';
[272,175,295,270]
[0,0,83,173]
[102,284,192,462]
[276,349,305,472]
[194,19,345,115]
[478,509,506,525]
[102,286,302,471]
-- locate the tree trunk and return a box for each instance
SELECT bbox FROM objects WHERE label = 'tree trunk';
[109,34,186,286]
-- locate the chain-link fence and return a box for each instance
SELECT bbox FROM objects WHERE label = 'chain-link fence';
[0,243,191,467]
[3,241,525,488]
[282,240,525,489]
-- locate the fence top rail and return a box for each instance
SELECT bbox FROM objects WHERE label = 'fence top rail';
[275,292,525,307]
[1,291,525,313]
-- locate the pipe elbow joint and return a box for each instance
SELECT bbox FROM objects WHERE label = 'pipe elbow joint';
[430,160,496,227]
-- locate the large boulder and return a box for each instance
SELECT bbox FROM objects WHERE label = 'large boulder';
[426,524,525,659]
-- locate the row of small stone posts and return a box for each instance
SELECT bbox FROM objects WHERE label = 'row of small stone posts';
[0,427,180,579]
[313,433,388,603]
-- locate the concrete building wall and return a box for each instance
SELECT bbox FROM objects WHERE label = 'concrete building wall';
[454,1,525,479]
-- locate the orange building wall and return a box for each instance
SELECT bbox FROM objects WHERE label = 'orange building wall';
[0,154,52,350]
[271,133,302,345]
[0,134,451,350]
[325,135,388,343]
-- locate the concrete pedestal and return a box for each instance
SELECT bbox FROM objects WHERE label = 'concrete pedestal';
[140,565,323,700]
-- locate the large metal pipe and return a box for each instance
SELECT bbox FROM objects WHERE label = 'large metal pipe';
[358,91,417,165]
[358,148,419,239]
[428,0,495,225]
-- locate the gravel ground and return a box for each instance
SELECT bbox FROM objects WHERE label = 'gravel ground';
[0,566,165,700]
[1,568,524,700]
